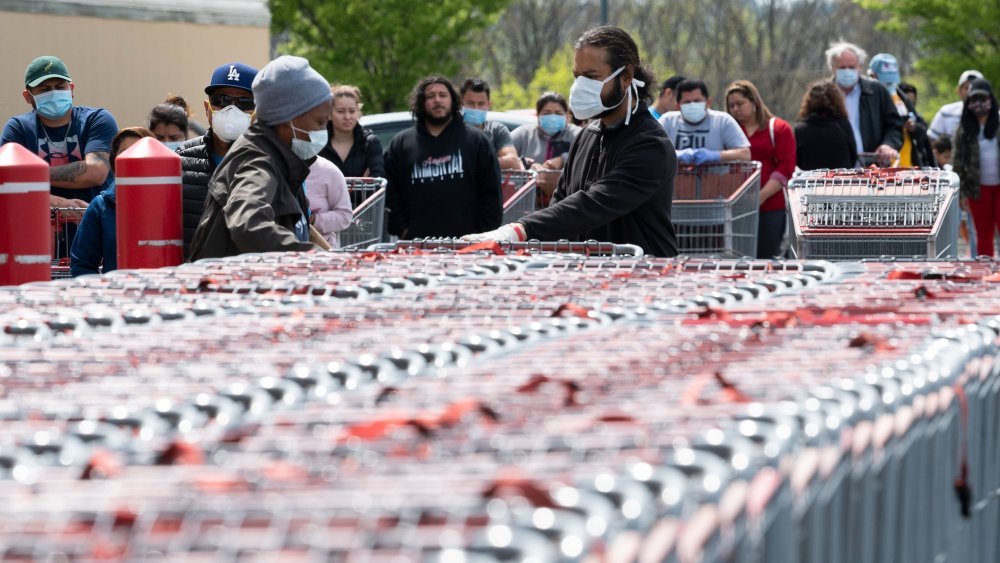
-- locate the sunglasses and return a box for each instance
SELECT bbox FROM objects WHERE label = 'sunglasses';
[209,93,255,112]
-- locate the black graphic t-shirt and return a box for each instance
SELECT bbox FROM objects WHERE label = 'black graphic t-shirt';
[384,117,502,238]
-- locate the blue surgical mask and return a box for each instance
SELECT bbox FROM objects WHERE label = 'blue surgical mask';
[33,89,73,119]
[462,107,487,126]
[680,101,707,123]
[835,68,859,89]
[539,114,566,136]
[163,140,184,151]
[288,121,328,160]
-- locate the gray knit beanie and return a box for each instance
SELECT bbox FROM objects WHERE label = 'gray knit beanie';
[252,55,332,125]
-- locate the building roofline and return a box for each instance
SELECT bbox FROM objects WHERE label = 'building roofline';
[0,0,270,27]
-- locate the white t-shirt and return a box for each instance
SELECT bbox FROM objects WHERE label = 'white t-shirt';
[980,131,1000,186]
[929,101,964,141]
[658,109,749,151]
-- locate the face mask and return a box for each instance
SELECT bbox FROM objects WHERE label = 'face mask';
[288,121,328,160]
[462,107,487,126]
[569,66,646,125]
[212,105,253,142]
[969,99,992,118]
[680,101,707,123]
[163,140,184,151]
[33,89,73,119]
[835,68,859,89]
[539,114,566,135]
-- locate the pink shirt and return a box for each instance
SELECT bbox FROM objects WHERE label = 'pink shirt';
[305,156,353,248]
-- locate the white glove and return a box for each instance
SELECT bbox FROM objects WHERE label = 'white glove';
[462,223,527,242]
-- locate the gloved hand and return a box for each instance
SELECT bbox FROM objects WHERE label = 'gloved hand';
[462,223,527,242]
[693,148,721,165]
[676,148,697,163]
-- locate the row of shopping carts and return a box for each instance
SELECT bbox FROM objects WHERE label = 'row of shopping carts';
[48,175,539,264]
[2,245,1000,561]
[47,164,961,273]
[672,163,961,260]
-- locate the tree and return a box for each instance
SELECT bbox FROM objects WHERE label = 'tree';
[858,0,1000,113]
[477,0,597,87]
[492,44,577,110]
[472,0,912,121]
[270,0,511,113]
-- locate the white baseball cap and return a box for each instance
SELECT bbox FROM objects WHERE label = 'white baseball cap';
[959,70,984,86]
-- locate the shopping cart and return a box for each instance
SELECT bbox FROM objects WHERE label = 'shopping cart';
[339,177,386,250]
[50,207,85,279]
[500,170,535,203]
[371,239,644,257]
[501,170,537,224]
[785,168,960,260]
[672,161,761,257]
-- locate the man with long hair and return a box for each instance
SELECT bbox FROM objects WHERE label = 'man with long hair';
[465,25,678,256]
[383,76,502,239]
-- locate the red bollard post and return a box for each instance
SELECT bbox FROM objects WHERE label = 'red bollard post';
[115,137,183,270]
[0,143,51,285]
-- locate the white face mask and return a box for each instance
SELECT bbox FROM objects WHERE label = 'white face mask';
[212,105,253,142]
[679,101,707,123]
[288,121,328,160]
[569,65,646,125]
[163,140,184,151]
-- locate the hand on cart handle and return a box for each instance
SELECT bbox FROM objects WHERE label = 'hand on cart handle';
[875,144,900,167]
[50,195,88,209]
[462,223,526,243]
[692,148,721,165]
[676,148,697,164]
[676,148,721,165]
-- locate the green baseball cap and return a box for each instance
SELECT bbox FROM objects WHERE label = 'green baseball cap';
[25,56,71,88]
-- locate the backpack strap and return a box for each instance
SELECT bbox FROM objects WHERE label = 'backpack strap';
[769,117,775,148]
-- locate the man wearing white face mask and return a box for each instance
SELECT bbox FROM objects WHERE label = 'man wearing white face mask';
[188,56,331,260]
[826,41,903,165]
[460,78,522,170]
[2,55,117,205]
[177,62,258,256]
[658,79,750,164]
[464,26,678,256]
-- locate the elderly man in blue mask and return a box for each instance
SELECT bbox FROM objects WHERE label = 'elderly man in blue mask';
[826,42,904,166]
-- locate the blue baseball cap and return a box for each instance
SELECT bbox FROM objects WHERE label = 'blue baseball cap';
[869,53,900,87]
[205,62,257,95]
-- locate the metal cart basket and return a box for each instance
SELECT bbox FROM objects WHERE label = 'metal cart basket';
[339,177,386,250]
[50,207,84,279]
[500,169,537,224]
[672,161,761,257]
[785,168,960,260]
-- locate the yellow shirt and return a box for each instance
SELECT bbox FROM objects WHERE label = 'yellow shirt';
[890,91,913,167]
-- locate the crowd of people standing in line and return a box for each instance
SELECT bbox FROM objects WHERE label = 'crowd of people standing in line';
[2,30,998,274]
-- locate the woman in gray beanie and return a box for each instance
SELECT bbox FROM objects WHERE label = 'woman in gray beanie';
[188,55,333,260]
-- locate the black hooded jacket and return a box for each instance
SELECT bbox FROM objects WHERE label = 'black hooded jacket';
[518,102,678,257]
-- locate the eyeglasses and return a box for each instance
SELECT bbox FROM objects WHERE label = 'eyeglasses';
[209,93,255,112]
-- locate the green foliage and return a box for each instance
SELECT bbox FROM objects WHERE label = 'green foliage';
[491,44,576,111]
[858,0,1000,116]
[270,0,511,113]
